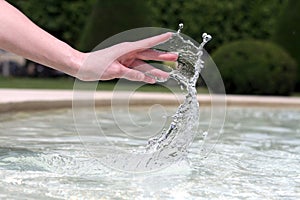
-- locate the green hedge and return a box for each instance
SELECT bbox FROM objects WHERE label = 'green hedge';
[212,40,297,95]
[273,0,300,90]
[149,0,287,51]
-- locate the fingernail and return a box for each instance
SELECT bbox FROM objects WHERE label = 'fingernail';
[170,52,179,61]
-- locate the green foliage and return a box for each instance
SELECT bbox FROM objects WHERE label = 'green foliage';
[7,0,96,48]
[78,0,153,51]
[148,0,287,51]
[273,0,300,90]
[7,0,288,53]
[212,40,297,95]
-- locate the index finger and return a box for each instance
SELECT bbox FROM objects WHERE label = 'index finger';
[108,32,174,59]
[133,32,173,50]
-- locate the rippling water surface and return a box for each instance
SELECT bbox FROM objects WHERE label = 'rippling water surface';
[0,107,299,199]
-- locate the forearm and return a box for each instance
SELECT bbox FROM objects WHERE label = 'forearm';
[0,0,84,76]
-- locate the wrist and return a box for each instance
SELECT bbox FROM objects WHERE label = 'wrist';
[69,49,87,78]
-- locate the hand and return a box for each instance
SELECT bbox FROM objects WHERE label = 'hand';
[76,32,178,83]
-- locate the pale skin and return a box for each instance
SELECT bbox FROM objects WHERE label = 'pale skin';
[0,0,178,83]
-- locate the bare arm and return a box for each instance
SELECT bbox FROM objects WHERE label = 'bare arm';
[0,0,83,76]
[0,1,177,83]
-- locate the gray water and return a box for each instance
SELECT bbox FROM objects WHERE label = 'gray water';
[0,107,299,199]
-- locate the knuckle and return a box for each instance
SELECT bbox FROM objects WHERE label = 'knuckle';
[115,67,124,77]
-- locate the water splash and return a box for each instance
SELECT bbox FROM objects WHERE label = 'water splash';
[101,24,212,172]
[146,26,211,151]
[177,23,184,33]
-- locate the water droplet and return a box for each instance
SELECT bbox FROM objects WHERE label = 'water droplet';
[202,33,212,43]
[202,131,208,138]
[180,84,185,91]
[177,23,184,33]
[198,33,212,49]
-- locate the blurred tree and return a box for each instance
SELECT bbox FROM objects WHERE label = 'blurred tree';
[78,0,153,51]
[7,0,96,48]
[148,0,287,51]
[273,0,300,90]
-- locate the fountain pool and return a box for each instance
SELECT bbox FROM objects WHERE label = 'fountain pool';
[0,106,299,199]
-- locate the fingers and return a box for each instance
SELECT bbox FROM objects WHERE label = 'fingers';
[113,62,156,84]
[83,32,175,83]
[136,49,178,62]
[121,67,156,84]
[107,32,175,61]
[131,60,169,80]
[133,32,174,50]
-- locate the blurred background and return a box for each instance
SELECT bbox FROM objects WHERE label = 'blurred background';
[0,0,299,96]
